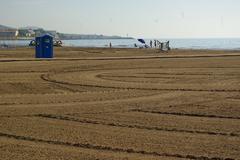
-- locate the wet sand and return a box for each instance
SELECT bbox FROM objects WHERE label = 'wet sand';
[0,47,240,160]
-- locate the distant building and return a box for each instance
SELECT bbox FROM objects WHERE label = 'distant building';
[45,30,59,39]
[16,27,58,39]
[0,26,18,39]
[18,29,36,37]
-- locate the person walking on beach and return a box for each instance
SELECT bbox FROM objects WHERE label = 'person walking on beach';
[150,40,153,48]
[109,42,112,48]
[154,40,157,48]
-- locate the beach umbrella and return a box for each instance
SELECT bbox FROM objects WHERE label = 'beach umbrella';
[138,39,146,44]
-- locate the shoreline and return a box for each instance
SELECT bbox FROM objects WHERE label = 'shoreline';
[1,38,240,50]
[1,47,240,61]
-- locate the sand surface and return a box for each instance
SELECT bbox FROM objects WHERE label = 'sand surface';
[0,47,240,160]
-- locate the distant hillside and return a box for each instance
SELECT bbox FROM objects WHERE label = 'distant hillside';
[0,24,134,40]
[58,33,133,40]
[0,25,16,30]
[19,26,43,30]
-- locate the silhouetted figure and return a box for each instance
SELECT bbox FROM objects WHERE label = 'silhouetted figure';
[160,42,163,51]
[150,40,153,48]
[166,41,171,50]
[109,42,112,48]
[154,40,157,48]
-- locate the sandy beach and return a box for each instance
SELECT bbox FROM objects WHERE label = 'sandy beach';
[0,47,240,160]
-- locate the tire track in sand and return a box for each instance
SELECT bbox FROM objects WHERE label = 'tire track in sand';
[131,109,240,120]
[36,114,240,137]
[41,74,240,93]
[0,132,234,160]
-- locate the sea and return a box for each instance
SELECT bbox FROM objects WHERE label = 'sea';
[1,38,240,50]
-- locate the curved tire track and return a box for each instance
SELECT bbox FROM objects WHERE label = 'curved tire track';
[41,73,240,93]
[36,114,240,137]
[0,132,234,160]
[132,109,240,120]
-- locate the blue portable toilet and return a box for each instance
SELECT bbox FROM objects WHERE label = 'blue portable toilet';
[35,34,54,58]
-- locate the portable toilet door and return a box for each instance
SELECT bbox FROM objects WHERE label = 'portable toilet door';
[42,34,53,58]
[35,34,54,58]
[35,36,42,58]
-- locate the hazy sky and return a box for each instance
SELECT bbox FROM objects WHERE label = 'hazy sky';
[1,0,240,38]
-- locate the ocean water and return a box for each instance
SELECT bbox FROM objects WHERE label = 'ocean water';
[1,38,240,50]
